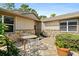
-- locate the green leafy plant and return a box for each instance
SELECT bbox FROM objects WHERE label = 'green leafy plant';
[0,35,6,47]
[0,23,20,56]
[55,33,79,52]
[0,34,20,56]
[0,23,8,34]
[4,35,20,56]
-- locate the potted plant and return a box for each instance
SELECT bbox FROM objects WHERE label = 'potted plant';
[55,33,70,56]
[56,47,70,56]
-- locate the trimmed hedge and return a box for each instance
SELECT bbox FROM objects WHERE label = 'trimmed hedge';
[55,33,79,52]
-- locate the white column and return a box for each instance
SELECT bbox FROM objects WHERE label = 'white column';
[2,15,4,34]
[2,15,4,23]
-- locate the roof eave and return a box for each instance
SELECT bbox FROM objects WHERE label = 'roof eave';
[0,8,39,21]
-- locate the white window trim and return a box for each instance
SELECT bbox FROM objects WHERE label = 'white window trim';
[67,20,78,32]
[67,21,68,32]
[2,15,4,23]
[0,15,4,33]
[60,20,78,32]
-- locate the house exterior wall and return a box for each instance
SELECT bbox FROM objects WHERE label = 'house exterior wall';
[43,21,60,30]
[15,16,35,34]
[1,9,79,37]
[0,12,36,34]
[42,20,60,36]
[42,19,79,37]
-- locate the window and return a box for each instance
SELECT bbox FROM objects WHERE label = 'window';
[4,16,14,32]
[60,22,67,31]
[68,21,77,31]
[4,16,14,24]
[0,15,14,32]
[60,20,78,32]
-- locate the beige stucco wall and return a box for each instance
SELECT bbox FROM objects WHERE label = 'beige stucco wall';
[15,16,35,30]
[42,21,60,31]
[41,21,60,36]
[0,11,39,35]
[42,19,79,37]
[14,16,35,34]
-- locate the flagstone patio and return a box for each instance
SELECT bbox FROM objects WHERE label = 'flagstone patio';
[16,37,58,56]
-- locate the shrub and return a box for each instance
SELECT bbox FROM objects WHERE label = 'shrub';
[0,35,6,47]
[5,39,20,56]
[55,33,79,52]
[0,35,20,56]
[0,23,20,56]
[0,50,7,56]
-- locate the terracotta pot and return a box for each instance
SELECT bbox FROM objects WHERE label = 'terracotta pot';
[57,48,70,56]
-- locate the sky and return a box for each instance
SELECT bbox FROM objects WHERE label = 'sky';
[15,3,79,17]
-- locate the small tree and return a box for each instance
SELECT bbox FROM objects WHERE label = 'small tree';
[19,4,39,20]
[19,4,29,11]
[50,13,56,17]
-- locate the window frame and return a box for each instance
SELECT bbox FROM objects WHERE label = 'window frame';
[68,20,78,32]
[60,20,78,32]
[0,15,2,23]
[60,21,67,31]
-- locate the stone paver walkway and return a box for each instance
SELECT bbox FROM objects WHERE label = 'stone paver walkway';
[39,37,58,56]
